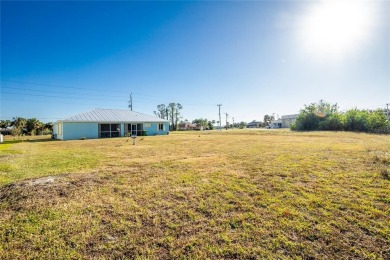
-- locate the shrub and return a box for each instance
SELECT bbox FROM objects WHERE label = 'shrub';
[318,113,344,131]
[292,101,388,133]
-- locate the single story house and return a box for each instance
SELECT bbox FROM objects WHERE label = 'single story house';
[53,108,169,140]
[269,119,282,128]
[0,126,14,135]
[270,114,298,128]
[247,121,262,128]
[178,122,197,131]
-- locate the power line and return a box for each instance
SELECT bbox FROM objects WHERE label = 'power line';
[1,86,126,99]
[2,98,105,106]
[1,79,130,94]
[1,79,217,106]
[0,85,208,105]
[1,91,128,102]
[0,79,203,103]
[2,94,214,107]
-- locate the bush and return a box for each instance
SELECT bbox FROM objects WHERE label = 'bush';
[344,109,387,132]
[294,113,320,131]
[318,113,344,131]
[292,101,388,133]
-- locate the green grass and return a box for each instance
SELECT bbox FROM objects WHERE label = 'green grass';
[0,130,389,258]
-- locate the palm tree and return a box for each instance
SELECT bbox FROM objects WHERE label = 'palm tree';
[26,118,41,135]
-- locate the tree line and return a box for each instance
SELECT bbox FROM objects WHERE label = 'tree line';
[153,103,183,131]
[0,118,53,136]
[291,100,389,133]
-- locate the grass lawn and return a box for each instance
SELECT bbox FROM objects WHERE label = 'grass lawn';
[0,130,389,258]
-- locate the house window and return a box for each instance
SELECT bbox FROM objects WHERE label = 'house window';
[144,123,151,128]
[100,123,120,138]
[158,123,164,131]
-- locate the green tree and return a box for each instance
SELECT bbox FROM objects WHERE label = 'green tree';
[293,101,338,131]
[238,121,247,129]
[207,121,214,130]
[154,104,167,119]
[174,103,183,131]
[44,122,53,133]
[154,103,184,131]
[344,109,386,132]
[26,118,41,135]
[292,101,387,133]
[0,120,11,128]
[366,109,387,131]
[263,114,274,126]
[11,117,27,136]
[192,118,208,129]
[318,113,344,131]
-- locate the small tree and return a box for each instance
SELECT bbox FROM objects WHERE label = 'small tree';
[154,104,167,119]
[11,117,27,136]
[263,114,274,126]
[207,121,214,130]
[239,121,247,129]
[26,118,41,135]
[192,118,208,129]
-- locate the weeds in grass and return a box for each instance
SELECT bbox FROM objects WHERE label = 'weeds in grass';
[370,150,390,181]
[380,168,390,180]
[372,151,390,165]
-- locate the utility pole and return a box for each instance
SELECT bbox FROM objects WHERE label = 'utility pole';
[224,112,229,130]
[128,93,133,111]
[217,104,222,131]
[232,117,235,128]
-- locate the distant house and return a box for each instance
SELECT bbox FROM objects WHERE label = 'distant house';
[52,108,169,140]
[247,121,262,128]
[270,114,298,128]
[270,119,282,128]
[0,126,13,135]
[178,122,197,131]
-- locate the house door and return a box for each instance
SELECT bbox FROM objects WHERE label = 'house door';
[127,124,143,136]
[131,124,137,136]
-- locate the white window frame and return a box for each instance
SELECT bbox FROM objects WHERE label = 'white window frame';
[158,123,164,131]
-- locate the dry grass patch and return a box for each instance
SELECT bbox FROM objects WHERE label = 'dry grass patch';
[0,130,389,258]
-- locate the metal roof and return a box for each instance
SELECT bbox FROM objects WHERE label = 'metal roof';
[59,108,169,123]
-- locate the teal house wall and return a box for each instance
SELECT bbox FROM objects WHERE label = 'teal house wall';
[143,122,170,136]
[63,122,98,140]
[53,121,169,140]
[53,108,170,140]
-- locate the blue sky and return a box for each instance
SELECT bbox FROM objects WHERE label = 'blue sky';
[1,1,389,123]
